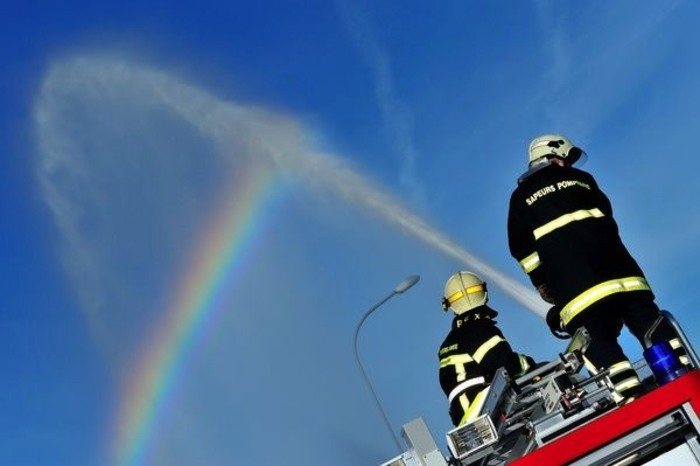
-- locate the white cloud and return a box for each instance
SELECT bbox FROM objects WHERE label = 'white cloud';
[334,0,423,199]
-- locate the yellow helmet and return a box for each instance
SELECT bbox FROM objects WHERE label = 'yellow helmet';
[441,271,488,315]
[528,134,585,167]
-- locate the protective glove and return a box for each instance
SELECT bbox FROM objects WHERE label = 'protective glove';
[546,305,570,340]
[537,283,556,304]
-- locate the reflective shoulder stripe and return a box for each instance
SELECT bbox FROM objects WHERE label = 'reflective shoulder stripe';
[560,276,651,325]
[448,376,486,404]
[459,386,489,425]
[519,251,541,274]
[533,208,605,240]
[440,353,474,368]
[473,336,504,363]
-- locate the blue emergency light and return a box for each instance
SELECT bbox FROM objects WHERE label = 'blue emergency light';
[643,340,688,386]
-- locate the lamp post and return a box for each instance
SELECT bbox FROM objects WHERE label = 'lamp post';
[354,274,421,453]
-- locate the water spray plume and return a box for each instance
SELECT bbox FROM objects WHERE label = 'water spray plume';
[36,56,547,319]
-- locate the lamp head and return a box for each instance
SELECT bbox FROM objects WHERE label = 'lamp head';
[394,275,420,294]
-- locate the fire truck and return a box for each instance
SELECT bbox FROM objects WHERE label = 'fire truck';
[381,311,700,466]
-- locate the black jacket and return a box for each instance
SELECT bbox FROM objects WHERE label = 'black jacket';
[507,164,653,326]
[438,305,533,426]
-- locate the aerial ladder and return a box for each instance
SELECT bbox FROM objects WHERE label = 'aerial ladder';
[381,311,700,466]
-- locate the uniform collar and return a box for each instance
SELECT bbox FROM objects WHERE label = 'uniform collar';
[517,160,563,185]
[452,305,498,329]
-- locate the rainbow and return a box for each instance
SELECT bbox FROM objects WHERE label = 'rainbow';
[112,165,280,466]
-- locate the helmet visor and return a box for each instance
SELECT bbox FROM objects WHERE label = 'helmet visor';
[567,147,587,167]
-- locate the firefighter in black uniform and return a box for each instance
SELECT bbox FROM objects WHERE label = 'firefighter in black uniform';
[507,133,688,402]
[438,271,536,427]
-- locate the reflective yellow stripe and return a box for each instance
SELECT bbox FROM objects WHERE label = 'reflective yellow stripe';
[615,377,640,393]
[440,353,473,382]
[440,354,473,368]
[459,386,489,425]
[583,355,598,375]
[608,360,633,376]
[608,359,640,392]
[446,284,484,307]
[533,208,605,240]
[560,276,651,325]
[668,339,690,366]
[473,336,503,364]
[457,393,470,424]
[516,354,531,377]
[456,366,466,382]
[519,252,541,273]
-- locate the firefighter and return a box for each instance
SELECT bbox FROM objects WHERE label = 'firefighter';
[438,271,536,427]
[507,133,689,402]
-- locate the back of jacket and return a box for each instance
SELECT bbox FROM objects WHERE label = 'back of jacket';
[508,164,649,310]
[438,306,531,426]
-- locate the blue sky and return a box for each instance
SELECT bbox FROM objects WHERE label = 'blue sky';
[3,1,700,465]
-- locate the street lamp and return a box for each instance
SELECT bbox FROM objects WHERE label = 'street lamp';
[354,274,421,453]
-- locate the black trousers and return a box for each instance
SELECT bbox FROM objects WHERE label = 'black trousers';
[567,293,681,397]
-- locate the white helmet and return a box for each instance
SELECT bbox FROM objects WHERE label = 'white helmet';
[441,271,488,315]
[528,134,585,168]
